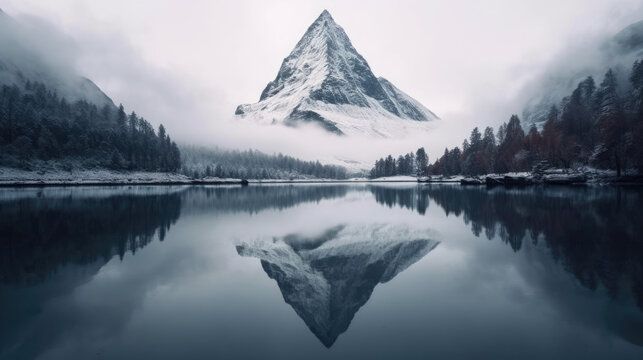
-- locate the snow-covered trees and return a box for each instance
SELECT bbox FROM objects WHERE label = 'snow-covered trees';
[0,82,181,171]
[181,147,348,180]
[415,148,428,176]
[480,126,497,174]
[369,149,423,178]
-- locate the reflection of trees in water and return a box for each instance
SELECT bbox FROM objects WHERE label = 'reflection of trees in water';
[0,185,349,285]
[370,185,643,311]
[368,185,430,214]
[0,189,182,285]
[181,185,349,214]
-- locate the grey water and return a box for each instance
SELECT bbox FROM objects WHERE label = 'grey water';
[1,184,642,360]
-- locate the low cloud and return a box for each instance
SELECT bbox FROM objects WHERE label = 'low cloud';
[3,1,643,167]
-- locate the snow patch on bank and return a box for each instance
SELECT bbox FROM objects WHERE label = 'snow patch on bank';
[0,167,194,185]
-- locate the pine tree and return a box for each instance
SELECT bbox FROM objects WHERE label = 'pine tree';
[524,124,543,166]
[384,155,396,176]
[0,82,181,172]
[594,69,627,175]
[415,147,428,176]
[116,104,127,130]
[481,126,496,174]
[630,60,643,171]
[541,105,563,167]
[495,115,525,172]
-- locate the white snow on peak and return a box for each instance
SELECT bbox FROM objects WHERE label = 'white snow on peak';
[235,10,439,138]
[259,10,347,103]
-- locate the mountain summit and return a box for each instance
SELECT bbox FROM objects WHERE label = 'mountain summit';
[235,10,438,137]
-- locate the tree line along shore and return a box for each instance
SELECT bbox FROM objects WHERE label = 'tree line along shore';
[371,60,643,185]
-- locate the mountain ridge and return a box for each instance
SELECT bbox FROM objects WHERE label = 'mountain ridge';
[235,10,438,137]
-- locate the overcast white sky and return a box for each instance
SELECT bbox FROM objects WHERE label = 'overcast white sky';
[2,0,643,164]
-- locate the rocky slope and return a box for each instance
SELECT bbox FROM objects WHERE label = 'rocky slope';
[235,10,438,137]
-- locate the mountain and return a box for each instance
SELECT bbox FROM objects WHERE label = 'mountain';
[0,8,114,108]
[237,223,439,347]
[235,10,438,137]
[612,19,643,54]
[523,19,643,127]
[0,8,182,173]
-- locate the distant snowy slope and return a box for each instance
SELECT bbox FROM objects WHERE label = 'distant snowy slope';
[235,10,438,137]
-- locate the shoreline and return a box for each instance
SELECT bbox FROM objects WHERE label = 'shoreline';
[0,171,640,188]
[0,179,249,188]
[0,178,425,188]
[418,173,643,186]
[3,179,641,188]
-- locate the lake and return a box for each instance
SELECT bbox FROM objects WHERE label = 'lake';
[1,184,642,360]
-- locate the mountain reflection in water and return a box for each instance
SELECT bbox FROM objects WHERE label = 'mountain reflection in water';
[237,224,439,347]
[0,184,641,360]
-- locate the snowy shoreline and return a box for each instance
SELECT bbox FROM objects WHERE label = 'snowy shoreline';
[2,168,640,188]
[0,167,248,187]
[418,170,643,186]
[0,168,419,187]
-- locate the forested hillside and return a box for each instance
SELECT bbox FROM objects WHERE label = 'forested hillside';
[181,146,348,179]
[0,82,181,172]
[372,59,643,178]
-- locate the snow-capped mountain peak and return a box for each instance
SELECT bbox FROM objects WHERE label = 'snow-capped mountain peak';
[235,10,438,137]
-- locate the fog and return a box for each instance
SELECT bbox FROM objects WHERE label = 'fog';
[2,0,643,167]
[0,10,79,93]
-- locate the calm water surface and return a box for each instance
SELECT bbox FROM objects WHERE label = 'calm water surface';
[1,184,642,360]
